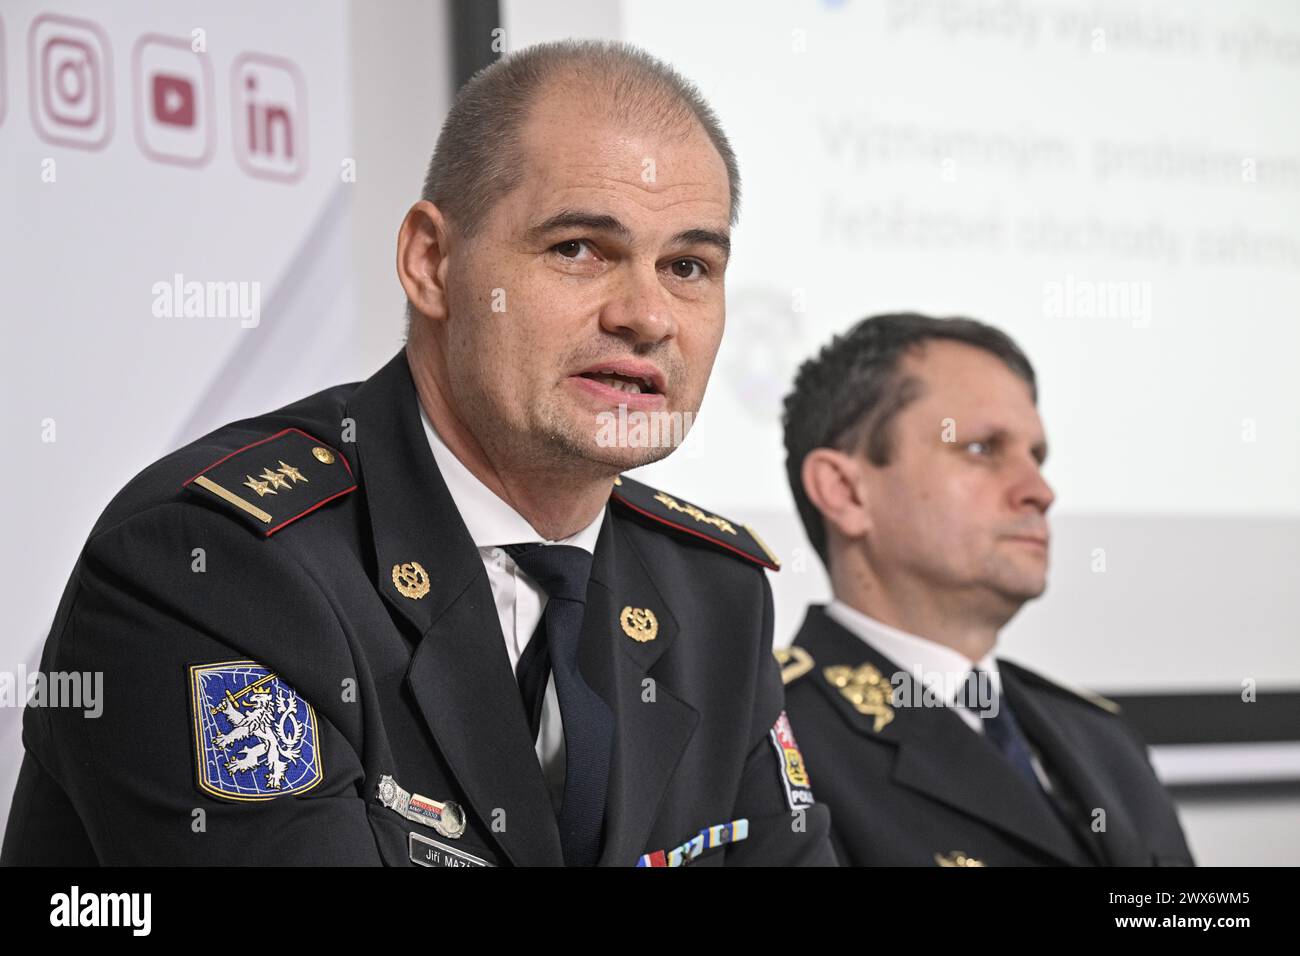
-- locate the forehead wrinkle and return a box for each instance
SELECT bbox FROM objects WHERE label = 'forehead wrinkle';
[533,182,729,229]
[543,168,729,205]
[522,125,729,194]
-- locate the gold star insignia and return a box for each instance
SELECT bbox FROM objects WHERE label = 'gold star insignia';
[259,468,291,491]
[276,460,308,483]
[243,474,275,497]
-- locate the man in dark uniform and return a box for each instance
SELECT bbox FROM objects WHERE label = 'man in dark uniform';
[1,40,832,867]
[778,313,1193,866]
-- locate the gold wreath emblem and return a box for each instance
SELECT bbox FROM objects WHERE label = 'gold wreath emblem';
[823,663,895,733]
[392,561,430,600]
[620,606,658,643]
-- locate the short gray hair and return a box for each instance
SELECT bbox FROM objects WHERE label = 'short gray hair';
[420,39,741,238]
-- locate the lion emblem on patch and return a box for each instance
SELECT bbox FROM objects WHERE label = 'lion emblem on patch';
[189,661,324,800]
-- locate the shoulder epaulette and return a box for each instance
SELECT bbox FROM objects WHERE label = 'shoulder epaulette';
[774,647,814,686]
[182,427,357,536]
[610,474,780,570]
[1001,659,1121,716]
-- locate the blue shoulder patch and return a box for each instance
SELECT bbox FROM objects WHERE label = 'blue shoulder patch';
[189,661,324,800]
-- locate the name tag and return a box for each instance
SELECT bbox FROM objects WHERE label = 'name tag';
[409,832,493,868]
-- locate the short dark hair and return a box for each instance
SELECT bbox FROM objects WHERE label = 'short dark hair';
[420,39,741,239]
[782,313,1038,567]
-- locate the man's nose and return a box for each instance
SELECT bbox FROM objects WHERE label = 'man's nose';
[1011,458,1055,513]
[598,266,677,344]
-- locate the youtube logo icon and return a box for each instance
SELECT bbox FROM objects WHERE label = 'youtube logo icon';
[151,73,194,128]
[133,33,213,166]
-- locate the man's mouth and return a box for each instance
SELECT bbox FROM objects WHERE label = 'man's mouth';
[568,361,669,412]
[577,369,658,395]
[572,359,666,396]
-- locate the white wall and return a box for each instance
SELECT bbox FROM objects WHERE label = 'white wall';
[0,0,451,838]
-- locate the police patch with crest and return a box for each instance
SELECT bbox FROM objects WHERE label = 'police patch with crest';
[189,661,324,800]
[769,710,815,812]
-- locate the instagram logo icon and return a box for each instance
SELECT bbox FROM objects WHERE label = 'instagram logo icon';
[232,53,307,182]
[29,14,113,149]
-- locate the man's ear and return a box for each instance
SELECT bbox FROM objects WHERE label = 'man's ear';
[397,200,453,324]
[801,448,872,543]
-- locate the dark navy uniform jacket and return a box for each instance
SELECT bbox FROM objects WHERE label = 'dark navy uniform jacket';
[1,351,834,867]
[781,605,1194,867]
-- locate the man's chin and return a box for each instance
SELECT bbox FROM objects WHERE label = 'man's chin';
[999,576,1047,604]
[543,418,680,474]
[582,439,676,473]
[982,563,1047,608]
[551,403,694,468]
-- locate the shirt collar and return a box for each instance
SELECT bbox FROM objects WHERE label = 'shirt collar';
[824,599,1000,705]
[418,399,605,554]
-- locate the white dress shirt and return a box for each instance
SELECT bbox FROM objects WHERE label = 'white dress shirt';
[419,401,605,809]
[824,599,1053,791]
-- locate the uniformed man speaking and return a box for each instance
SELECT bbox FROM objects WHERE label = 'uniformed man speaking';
[1,41,833,867]
[779,313,1193,866]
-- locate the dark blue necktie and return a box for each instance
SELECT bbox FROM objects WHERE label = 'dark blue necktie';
[960,668,1042,789]
[505,543,612,867]
[515,614,550,744]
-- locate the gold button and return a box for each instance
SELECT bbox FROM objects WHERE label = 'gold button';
[312,446,335,464]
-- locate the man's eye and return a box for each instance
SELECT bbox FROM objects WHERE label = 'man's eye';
[965,441,992,456]
[552,239,594,260]
[666,258,706,280]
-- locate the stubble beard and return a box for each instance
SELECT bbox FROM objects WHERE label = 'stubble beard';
[534,397,677,475]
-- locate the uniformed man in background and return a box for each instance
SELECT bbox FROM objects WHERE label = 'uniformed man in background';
[778,312,1193,866]
[1,40,833,867]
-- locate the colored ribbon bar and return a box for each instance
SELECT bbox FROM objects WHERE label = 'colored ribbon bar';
[635,818,750,867]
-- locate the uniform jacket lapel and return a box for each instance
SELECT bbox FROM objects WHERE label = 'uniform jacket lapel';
[345,350,564,866]
[999,662,1144,865]
[794,605,1085,865]
[583,516,699,866]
